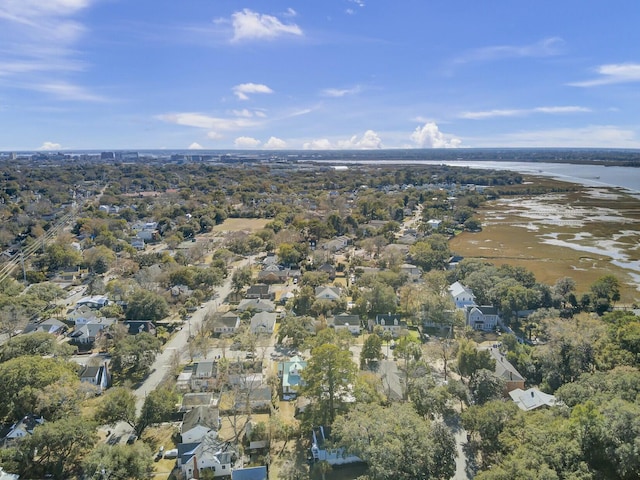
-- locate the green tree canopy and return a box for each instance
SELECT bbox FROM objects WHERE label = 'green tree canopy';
[83,442,154,480]
[125,289,169,321]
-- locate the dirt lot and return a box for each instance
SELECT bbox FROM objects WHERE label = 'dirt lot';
[450,184,640,305]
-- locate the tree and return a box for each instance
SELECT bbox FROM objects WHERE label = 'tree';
[302,343,357,425]
[469,369,506,405]
[0,332,75,363]
[0,355,79,422]
[332,403,456,480]
[360,334,383,369]
[231,266,253,293]
[83,442,154,480]
[21,416,98,480]
[110,333,162,383]
[136,386,179,435]
[457,340,495,380]
[94,386,137,428]
[125,289,169,321]
[590,274,621,313]
[277,315,314,348]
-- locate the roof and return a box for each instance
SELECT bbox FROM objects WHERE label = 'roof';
[250,312,277,333]
[181,405,220,433]
[487,348,525,383]
[238,298,275,312]
[193,360,216,378]
[247,284,270,295]
[468,305,499,316]
[331,313,360,327]
[123,320,155,334]
[509,388,559,411]
[315,286,341,299]
[232,466,268,480]
[449,281,474,298]
[211,313,240,329]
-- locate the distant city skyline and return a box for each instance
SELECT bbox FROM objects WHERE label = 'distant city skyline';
[1,1,639,151]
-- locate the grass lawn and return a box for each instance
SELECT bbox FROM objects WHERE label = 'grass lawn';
[212,218,270,232]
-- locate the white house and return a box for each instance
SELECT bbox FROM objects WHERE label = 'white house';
[315,286,341,301]
[250,312,277,335]
[179,433,235,479]
[180,406,220,443]
[466,305,499,331]
[237,298,275,313]
[211,312,241,335]
[449,281,476,309]
[311,426,361,466]
[79,362,110,393]
[278,356,307,396]
[329,314,361,335]
[509,388,559,411]
[76,295,109,309]
[370,314,406,338]
[2,415,44,445]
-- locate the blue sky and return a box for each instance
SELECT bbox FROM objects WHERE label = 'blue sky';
[2,0,640,151]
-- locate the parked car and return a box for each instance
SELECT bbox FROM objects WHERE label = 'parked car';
[164,449,178,459]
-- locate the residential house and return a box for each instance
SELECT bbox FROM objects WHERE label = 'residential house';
[277,356,307,396]
[449,281,476,309]
[329,313,361,335]
[178,432,236,479]
[130,238,146,250]
[315,286,341,301]
[317,263,336,280]
[190,361,217,392]
[370,314,407,338]
[322,235,350,252]
[245,284,274,300]
[509,388,559,411]
[177,365,194,392]
[79,361,110,393]
[257,265,287,284]
[234,385,272,412]
[123,320,156,335]
[310,426,361,466]
[237,298,275,313]
[67,305,97,325]
[400,263,422,282]
[180,405,220,443]
[210,312,241,335]
[69,317,115,344]
[76,295,109,309]
[447,255,464,270]
[487,347,525,393]
[426,219,442,229]
[466,305,500,331]
[232,466,268,480]
[262,253,279,267]
[1,415,44,446]
[25,318,67,336]
[250,312,277,335]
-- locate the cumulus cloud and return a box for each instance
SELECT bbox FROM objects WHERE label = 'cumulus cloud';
[410,122,462,148]
[303,130,383,150]
[38,141,62,150]
[569,63,640,87]
[188,142,203,150]
[263,136,287,149]
[234,136,261,148]
[233,83,274,100]
[461,105,590,119]
[230,9,303,42]
[321,85,362,97]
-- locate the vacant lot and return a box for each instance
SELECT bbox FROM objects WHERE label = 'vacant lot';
[450,182,640,305]
[212,218,270,233]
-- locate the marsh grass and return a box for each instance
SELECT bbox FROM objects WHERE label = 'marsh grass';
[451,180,640,304]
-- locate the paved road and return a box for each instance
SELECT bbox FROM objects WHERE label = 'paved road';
[109,255,253,442]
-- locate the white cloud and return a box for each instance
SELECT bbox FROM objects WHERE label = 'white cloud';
[569,63,640,87]
[188,142,203,150]
[321,85,362,97]
[38,141,62,150]
[470,125,640,148]
[303,130,383,150]
[410,122,462,148]
[452,37,564,66]
[231,109,254,118]
[0,0,97,97]
[234,136,261,148]
[263,136,287,149]
[207,131,223,140]
[230,9,303,42]
[233,83,274,100]
[158,112,259,131]
[461,105,591,119]
[32,81,106,102]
